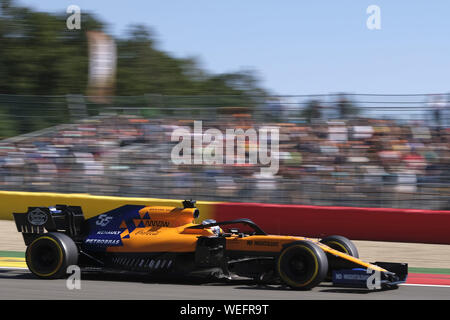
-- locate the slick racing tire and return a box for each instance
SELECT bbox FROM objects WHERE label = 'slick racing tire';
[320,235,359,258]
[320,235,359,281]
[277,241,328,290]
[26,232,78,279]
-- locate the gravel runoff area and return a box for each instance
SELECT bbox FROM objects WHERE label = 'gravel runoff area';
[1,220,450,269]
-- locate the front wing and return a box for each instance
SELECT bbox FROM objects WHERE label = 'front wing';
[332,262,408,289]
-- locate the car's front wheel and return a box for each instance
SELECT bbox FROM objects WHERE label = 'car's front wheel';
[320,235,359,281]
[320,235,359,258]
[276,241,328,290]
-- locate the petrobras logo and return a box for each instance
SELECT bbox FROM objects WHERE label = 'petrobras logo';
[85,238,121,245]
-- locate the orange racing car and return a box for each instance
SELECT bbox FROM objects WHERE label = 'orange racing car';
[13,200,408,290]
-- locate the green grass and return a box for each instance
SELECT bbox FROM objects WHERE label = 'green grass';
[0,251,25,258]
[408,267,450,275]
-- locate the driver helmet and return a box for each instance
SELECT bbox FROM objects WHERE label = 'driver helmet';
[202,219,221,236]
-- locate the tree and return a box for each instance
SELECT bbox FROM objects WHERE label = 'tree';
[301,100,322,122]
[0,1,267,136]
[335,94,359,119]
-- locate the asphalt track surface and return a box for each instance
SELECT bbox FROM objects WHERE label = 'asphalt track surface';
[2,220,450,301]
[0,268,449,300]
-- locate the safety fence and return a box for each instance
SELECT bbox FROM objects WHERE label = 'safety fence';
[1,191,450,244]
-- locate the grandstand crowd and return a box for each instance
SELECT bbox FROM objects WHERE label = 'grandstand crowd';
[0,103,449,210]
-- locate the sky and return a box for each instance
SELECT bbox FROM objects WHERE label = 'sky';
[16,0,450,96]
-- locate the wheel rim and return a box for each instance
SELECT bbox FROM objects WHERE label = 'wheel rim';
[27,237,63,277]
[278,245,318,287]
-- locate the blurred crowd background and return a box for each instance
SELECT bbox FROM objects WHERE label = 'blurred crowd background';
[0,1,449,209]
[0,93,449,210]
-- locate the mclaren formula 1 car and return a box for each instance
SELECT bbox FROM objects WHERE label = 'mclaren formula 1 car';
[13,200,408,290]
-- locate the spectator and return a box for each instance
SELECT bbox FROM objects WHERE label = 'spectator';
[0,102,448,210]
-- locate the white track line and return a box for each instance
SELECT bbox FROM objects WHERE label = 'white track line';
[400,283,450,289]
[0,266,28,270]
[1,266,450,289]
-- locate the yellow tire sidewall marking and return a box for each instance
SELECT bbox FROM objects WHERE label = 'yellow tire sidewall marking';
[27,236,64,278]
[326,241,349,255]
[278,244,319,288]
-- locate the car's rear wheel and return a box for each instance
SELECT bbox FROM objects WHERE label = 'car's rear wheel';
[26,232,78,279]
[277,241,328,290]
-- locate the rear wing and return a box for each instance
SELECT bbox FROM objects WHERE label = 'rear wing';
[13,205,85,245]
